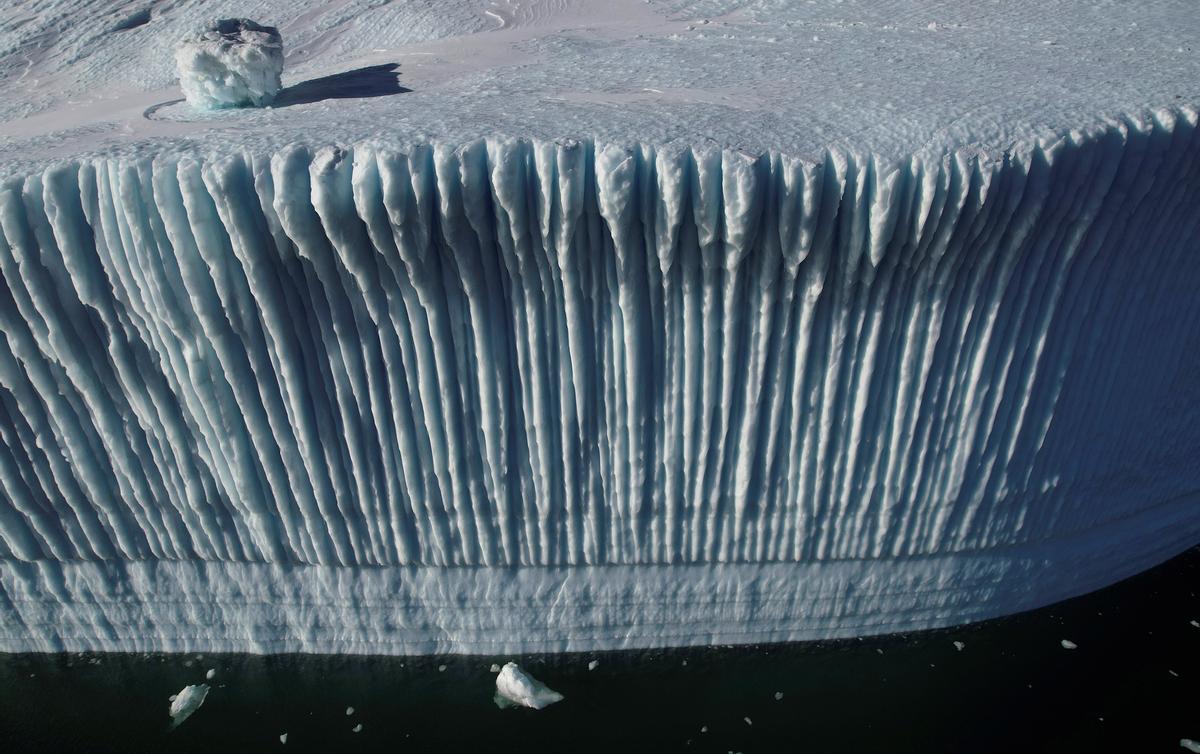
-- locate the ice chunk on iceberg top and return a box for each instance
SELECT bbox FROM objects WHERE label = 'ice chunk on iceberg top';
[175,19,283,109]
[495,663,563,710]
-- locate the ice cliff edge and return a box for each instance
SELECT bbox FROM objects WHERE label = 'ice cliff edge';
[0,117,1198,653]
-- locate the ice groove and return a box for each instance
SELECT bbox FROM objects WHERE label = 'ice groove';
[1,111,1199,651]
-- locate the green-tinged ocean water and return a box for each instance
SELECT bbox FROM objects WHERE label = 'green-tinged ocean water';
[1,547,1197,753]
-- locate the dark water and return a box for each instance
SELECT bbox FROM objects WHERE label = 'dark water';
[1,547,1197,753]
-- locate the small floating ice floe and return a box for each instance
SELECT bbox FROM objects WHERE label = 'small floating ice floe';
[345,706,354,716]
[489,664,501,673]
[352,723,363,733]
[205,668,216,680]
[953,641,965,652]
[438,664,447,672]
[588,660,599,671]
[168,684,210,729]
[1180,739,1200,753]
[279,732,288,744]
[494,662,564,710]
[774,691,784,701]
[1061,639,1078,650]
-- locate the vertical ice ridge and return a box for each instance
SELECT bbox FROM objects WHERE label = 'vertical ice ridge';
[0,119,1197,574]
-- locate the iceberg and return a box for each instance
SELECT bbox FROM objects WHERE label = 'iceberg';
[0,0,1196,656]
[168,684,209,729]
[495,663,564,709]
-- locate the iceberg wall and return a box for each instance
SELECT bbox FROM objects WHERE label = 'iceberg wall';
[1,108,1199,654]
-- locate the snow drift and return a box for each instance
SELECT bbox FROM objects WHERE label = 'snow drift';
[0,111,1199,654]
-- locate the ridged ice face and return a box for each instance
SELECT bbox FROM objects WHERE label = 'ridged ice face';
[0,121,1199,653]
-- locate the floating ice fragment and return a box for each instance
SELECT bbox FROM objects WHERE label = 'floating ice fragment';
[168,684,210,729]
[279,733,287,744]
[438,664,447,672]
[1190,621,1199,628]
[345,706,354,715]
[205,669,215,680]
[1061,639,1078,650]
[701,726,708,733]
[175,19,284,109]
[489,664,501,673]
[953,641,965,652]
[494,662,564,710]
[774,692,783,701]
[1181,739,1200,753]
[744,717,753,726]
[352,723,363,733]
[588,660,599,671]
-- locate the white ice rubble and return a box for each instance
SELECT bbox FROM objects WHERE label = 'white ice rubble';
[168,683,209,729]
[494,662,564,710]
[175,19,284,110]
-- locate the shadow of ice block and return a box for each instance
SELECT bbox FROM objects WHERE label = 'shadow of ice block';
[175,18,283,109]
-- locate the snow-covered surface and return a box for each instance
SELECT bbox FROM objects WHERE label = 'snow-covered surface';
[0,1,1197,174]
[0,1,1197,655]
[168,683,209,728]
[495,662,564,709]
[175,19,284,110]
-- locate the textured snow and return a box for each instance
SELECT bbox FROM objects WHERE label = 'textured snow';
[175,19,284,110]
[168,684,209,728]
[0,0,1197,656]
[495,662,564,709]
[0,1,1197,172]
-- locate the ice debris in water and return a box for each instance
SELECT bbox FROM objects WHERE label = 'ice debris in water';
[168,684,210,729]
[279,733,288,744]
[494,662,564,710]
[953,641,965,651]
[205,668,215,679]
[1061,639,1078,650]
[175,19,283,109]
[1180,739,1200,753]
[345,706,354,716]
[774,691,784,701]
[352,724,363,733]
[489,664,501,673]
[588,660,599,671]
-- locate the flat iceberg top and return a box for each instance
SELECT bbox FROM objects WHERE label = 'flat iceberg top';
[0,0,1197,174]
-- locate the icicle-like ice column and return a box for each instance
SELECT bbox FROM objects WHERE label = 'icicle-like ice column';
[1,110,1199,653]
